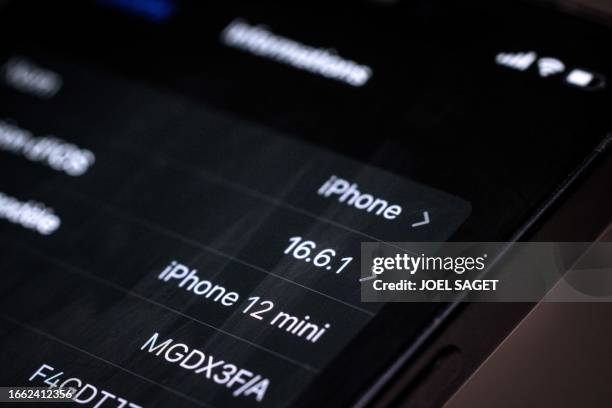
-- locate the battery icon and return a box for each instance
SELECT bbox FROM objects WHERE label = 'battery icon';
[565,68,606,91]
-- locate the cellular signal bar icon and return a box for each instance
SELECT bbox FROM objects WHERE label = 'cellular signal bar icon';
[495,51,537,71]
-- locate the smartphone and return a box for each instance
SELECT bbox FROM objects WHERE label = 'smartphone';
[0,0,610,407]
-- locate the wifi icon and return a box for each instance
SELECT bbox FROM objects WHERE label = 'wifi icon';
[537,57,566,77]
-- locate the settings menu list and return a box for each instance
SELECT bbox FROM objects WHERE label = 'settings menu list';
[0,56,470,407]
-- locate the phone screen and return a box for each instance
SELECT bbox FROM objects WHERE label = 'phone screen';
[0,1,610,407]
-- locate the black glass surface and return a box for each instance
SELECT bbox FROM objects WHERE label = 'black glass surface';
[0,1,611,407]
